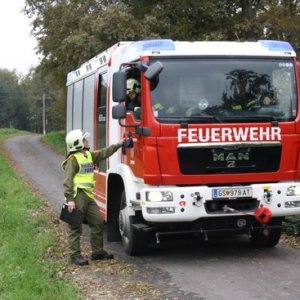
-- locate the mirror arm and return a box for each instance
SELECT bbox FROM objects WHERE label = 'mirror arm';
[118,119,137,129]
[119,62,149,72]
[136,62,149,72]
[118,120,150,136]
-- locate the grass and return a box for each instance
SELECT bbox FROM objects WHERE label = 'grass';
[0,128,81,300]
[41,131,66,155]
[283,216,300,236]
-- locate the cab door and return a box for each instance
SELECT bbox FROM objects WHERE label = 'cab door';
[93,72,108,220]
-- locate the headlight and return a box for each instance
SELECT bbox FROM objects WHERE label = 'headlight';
[285,201,300,208]
[146,191,173,202]
[286,186,300,196]
[147,207,175,214]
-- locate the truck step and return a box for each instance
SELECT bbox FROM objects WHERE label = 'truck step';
[132,223,155,232]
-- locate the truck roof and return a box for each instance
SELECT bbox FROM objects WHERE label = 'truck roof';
[67,39,296,85]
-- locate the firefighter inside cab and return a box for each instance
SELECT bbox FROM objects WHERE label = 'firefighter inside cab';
[225,71,275,111]
[126,78,141,111]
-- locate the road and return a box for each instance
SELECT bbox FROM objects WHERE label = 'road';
[4,135,300,300]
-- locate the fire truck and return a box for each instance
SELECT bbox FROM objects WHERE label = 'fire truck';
[66,39,300,255]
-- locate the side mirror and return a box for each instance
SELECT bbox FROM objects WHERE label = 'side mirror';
[112,105,126,119]
[112,72,127,102]
[144,61,163,81]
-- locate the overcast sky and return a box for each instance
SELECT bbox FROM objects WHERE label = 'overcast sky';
[0,0,39,75]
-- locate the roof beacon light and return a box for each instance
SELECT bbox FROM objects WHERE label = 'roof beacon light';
[133,39,175,52]
[259,40,294,52]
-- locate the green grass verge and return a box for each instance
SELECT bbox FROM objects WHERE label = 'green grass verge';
[41,131,66,155]
[283,216,300,236]
[0,128,81,300]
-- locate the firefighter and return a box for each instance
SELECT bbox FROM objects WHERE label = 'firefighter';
[261,95,274,106]
[152,101,177,116]
[126,78,141,111]
[230,78,256,110]
[62,129,124,266]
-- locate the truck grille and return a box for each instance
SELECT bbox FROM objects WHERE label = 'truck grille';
[178,143,281,174]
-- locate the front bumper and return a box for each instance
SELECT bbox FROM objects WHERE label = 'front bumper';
[139,182,300,222]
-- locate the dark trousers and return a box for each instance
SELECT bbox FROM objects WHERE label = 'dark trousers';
[68,190,104,257]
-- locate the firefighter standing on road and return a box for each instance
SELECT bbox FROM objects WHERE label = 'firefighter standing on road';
[62,129,124,266]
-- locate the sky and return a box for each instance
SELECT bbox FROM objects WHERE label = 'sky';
[0,0,39,75]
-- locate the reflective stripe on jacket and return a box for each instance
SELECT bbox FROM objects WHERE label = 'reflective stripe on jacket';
[72,152,95,199]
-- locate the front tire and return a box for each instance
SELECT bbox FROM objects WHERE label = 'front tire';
[118,191,148,256]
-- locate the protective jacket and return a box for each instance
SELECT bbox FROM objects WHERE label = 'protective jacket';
[62,144,121,202]
[72,152,94,199]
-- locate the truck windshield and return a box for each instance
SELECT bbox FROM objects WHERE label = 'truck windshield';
[150,58,297,123]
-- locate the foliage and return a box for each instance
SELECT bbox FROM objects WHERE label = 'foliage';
[0,70,27,129]
[0,68,64,133]
[0,129,81,300]
[41,131,66,154]
[283,215,300,236]
[258,0,300,53]
[23,0,300,88]
[19,0,300,131]
[0,128,24,137]
[22,69,65,132]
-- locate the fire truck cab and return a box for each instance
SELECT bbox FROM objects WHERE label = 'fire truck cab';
[67,39,300,255]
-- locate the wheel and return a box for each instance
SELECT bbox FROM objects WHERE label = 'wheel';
[118,191,149,255]
[250,218,283,247]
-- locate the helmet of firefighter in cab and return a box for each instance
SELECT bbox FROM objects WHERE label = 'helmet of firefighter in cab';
[126,78,141,95]
[65,129,90,153]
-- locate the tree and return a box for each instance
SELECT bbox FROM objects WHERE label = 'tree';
[0,69,27,129]
[258,0,300,54]
[23,0,300,131]
[24,0,300,88]
[24,0,120,87]
[21,69,65,133]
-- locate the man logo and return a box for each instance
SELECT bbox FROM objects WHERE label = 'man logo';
[212,151,250,168]
[212,152,250,162]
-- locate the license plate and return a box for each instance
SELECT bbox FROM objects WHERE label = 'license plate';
[212,187,252,199]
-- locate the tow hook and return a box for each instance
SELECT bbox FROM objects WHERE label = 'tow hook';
[263,188,273,204]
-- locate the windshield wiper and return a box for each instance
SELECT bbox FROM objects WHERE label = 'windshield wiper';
[157,114,282,124]
[222,115,278,122]
[187,115,223,123]
[157,115,223,123]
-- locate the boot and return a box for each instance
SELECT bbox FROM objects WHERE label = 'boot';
[70,255,89,266]
[91,250,114,260]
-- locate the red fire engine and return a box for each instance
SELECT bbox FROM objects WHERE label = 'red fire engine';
[66,39,300,255]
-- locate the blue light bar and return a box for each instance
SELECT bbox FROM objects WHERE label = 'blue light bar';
[259,40,294,52]
[133,39,175,52]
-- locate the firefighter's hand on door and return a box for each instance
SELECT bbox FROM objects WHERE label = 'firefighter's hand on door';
[120,138,126,146]
[122,133,133,155]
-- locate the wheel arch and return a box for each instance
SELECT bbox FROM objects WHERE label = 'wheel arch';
[106,164,144,242]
